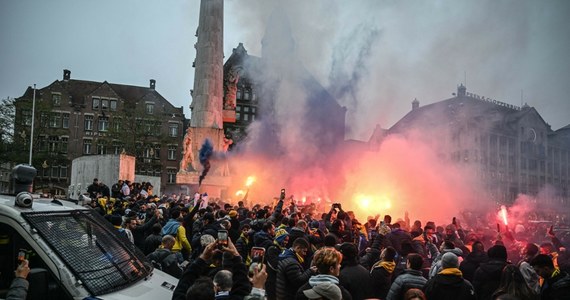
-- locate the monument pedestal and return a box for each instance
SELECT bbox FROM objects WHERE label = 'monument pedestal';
[176,126,232,199]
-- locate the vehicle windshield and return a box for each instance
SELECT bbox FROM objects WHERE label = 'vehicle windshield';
[22,209,151,296]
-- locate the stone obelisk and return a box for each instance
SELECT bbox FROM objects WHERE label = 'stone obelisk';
[177,0,230,198]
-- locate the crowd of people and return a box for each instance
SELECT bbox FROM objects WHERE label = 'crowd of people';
[77,179,570,300]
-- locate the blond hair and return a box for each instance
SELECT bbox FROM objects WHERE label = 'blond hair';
[312,248,342,274]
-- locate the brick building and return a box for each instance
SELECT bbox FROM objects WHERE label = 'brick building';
[13,70,186,195]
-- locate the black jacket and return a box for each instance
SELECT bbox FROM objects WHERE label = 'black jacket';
[472,260,508,300]
[459,251,488,283]
[276,249,312,300]
[147,248,182,278]
[541,271,570,300]
[143,233,163,255]
[253,231,274,251]
[370,262,394,299]
[424,272,476,300]
[339,261,374,300]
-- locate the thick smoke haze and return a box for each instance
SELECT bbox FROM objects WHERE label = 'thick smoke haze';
[224,0,570,224]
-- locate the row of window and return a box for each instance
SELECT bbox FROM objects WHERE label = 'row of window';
[236,89,256,101]
[81,139,179,160]
[21,109,182,137]
[39,165,68,179]
[92,97,118,111]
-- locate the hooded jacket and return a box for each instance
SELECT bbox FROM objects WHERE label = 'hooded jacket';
[459,250,489,282]
[472,260,508,300]
[370,260,396,299]
[424,268,476,300]
[295,274,353,300]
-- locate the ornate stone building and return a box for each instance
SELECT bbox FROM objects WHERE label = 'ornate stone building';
[387,84,570,207]
[13,69,186,194]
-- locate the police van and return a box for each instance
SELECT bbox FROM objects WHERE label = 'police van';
[0,165,178,300]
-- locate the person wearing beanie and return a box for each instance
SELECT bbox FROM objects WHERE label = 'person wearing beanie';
[265,228,289,300]
[424,252,476,300]
[472,244,509,300]
[338,242,374,300]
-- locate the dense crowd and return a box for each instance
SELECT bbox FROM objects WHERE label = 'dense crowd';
[81,178,570,300]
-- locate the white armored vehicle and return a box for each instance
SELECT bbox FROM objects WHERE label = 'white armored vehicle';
[0,164,178,300]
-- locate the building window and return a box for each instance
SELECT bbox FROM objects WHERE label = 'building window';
[38,135,47,152]
[101,99,109,110]
[60,166,68,178]
[154,145,161,159]
[48,136,58,152]
[236,106,241,112]
[244,90,250,100]
[112,141,122,155]
[110,99,117,111]
[52,93,61,106]
[92,98,100,110]
[167,168,176,184]
[168,145,177,160]
[61,137,68,153]
[40,112,49,127]
[244,106,250,112]
[236,112,241,120]
[169,123,179,137]
[83,139,92,154]
[146,103,154,114]
[244,114,249,121]
[21,109,32,126]
[49,113,61,128]
[98,117,109,132]
[62,113,70,128]
[252,92,256,101]
[112,117,121,131]
[97,142,106,155]
[237,89,242,99]
[84,115,94,131]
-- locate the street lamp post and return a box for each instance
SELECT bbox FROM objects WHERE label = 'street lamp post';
[28,84,36,165]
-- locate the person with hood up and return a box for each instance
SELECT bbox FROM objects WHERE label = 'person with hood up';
[161,209,191,262]
[459,241,489,282]
[423,252,476,300]
[276,238,315,299]
[338,242,373,300]
[472,244,509,300]
[253,221,275,251]
[295,247,352,300]
[371,246,397,299]
[429,240,464,278]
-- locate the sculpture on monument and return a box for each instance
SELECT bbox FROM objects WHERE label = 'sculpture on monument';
[180,127,195,172]
[223,67,241,110]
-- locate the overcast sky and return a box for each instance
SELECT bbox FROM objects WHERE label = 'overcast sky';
[1,0,569,140]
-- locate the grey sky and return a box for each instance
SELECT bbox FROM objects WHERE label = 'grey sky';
[1,0,569,141]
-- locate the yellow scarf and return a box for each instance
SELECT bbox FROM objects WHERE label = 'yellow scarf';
[551,268,561,278]
[295,252,305,265]
[373,261,396,273]
[439,268,463,277]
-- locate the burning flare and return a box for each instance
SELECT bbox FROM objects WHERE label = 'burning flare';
[245,176,256,187]
[235,190,245,197]
[500,205,508,225]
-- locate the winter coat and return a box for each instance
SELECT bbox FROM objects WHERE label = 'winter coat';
[370,260,396,299]
[386,269,428,300]
[266,244,285,300]
[518,260,541,294]
[339,261,374,300]
[540,271,570,300]
[276,248,312,300]
[459,251,488,282]
[423,268,476,300]
[146,248,182,278]
[295,274,353,300]
[472,260,508,300]
[6,277,28,300]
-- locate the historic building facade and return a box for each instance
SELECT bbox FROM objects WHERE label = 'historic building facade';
[387,84,569,207]
[13,70,186,194]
